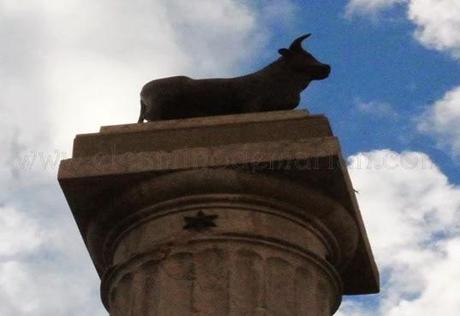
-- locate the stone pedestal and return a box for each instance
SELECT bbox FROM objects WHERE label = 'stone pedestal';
[58,110,379,316]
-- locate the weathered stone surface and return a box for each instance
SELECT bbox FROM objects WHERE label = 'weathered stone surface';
[72,110,332,158]
[58,110,379,315]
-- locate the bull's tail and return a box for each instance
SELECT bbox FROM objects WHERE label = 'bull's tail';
[137,99,146,123]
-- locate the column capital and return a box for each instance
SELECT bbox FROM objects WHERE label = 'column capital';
[59,110,379,315]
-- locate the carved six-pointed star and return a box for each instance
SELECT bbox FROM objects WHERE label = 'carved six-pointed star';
[183,211,218,231]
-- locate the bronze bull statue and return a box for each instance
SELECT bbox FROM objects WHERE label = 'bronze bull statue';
[138,34,330,122]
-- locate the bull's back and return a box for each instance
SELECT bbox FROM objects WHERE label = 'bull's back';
[140,76,243,120]
[141,76,192,98]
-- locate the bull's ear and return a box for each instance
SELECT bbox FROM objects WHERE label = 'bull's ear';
[278,48,293,58]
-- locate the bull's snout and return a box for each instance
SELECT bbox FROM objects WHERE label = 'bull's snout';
[317,64,331,80]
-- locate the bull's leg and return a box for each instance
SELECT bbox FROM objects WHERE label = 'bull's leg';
[137,100,146,123]
[141,99,163,122]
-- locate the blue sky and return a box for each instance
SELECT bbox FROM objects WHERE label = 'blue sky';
[1,1,460,315]
[251,1,460,179]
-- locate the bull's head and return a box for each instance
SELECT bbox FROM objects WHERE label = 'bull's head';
[278,34,331,80]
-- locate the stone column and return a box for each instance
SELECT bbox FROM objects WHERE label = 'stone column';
[58,110,379,316]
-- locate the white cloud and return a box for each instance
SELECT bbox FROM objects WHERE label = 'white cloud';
[335,301,368,316]
[386,238,460,315]
[341,150,460,315]
[345,0,460,59]
[417,85,460,159]
[345,0,406,18]
[408,0,460,59]
[355,98,399,118]
[0,186,106,316]
[39,0,267,152]
[0,1,297,315]
[0,206,43,257]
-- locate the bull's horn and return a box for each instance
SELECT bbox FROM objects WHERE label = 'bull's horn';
[289,33,311,51]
